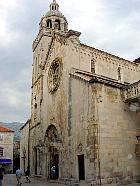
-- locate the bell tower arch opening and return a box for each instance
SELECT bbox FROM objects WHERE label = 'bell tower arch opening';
[47,19,52,28]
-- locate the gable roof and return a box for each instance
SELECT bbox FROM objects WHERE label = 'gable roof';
[0,123,14,133]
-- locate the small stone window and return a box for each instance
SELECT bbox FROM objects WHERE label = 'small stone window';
[34,103,37,120]
[0,134,3,141]
[34,103,37,109]
[118,67,121,81]
[91,59,95,73]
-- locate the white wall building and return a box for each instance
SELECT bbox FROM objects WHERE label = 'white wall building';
[0,124,14,173]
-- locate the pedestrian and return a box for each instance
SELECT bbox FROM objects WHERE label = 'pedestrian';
[0,165,4,186]
[51,165,56,179]
[25,166,31,183]
[16,168,23,186]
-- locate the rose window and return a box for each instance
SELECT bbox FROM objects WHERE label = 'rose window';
[48,58,62,93]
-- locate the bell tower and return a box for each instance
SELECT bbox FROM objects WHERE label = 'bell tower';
[39,0,68,33]
[31,0,69,129]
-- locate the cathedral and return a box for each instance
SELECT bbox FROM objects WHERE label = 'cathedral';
[25,0,140,185]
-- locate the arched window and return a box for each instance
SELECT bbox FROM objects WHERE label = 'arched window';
[91,59,95,73]
[45,125,59,142]
[47,20,52,28]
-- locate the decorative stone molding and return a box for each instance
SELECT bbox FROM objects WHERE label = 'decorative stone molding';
[80,43,138,71]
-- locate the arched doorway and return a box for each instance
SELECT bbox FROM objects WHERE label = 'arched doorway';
[45,124,61,180]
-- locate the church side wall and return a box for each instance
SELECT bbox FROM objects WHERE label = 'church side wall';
[69,76,100,182]
[96,83,140,185]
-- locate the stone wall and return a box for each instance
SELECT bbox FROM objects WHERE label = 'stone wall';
[97,83,140,185]
[20,122,29,172]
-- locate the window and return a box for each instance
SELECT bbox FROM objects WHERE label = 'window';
[34,103,37,120]
[118,67,121,80]
[0,134,3,141]
[0,147,3,157]
[91,59,95,73]
[34,103,37,109]
[47,20,52,28]
[45,125,59,142]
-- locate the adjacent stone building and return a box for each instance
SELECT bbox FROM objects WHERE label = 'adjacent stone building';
[0,124,14,173]
[28,0,140,185]
[20,119,30,172]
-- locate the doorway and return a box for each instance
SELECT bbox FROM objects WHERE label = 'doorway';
[50,147,59,179]
[34,148,37,175]
[78,154,85,180]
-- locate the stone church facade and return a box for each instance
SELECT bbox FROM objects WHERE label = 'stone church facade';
[29,0,140,185]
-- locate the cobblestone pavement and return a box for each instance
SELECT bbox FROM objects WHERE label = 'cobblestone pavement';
[2,174,140,186]
[3,174,66,186]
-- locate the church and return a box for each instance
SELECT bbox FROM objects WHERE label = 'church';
[27,0,140,185]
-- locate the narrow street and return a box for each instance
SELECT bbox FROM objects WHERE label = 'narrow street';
[2,174,140,186]
[3,174,66,186]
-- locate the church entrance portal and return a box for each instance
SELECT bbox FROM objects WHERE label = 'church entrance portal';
[45,124,61,180]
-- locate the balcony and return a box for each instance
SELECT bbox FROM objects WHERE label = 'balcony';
[124,80,140,104]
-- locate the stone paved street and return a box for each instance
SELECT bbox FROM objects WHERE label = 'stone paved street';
[3,174,66,186]
[2,174,140,186]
